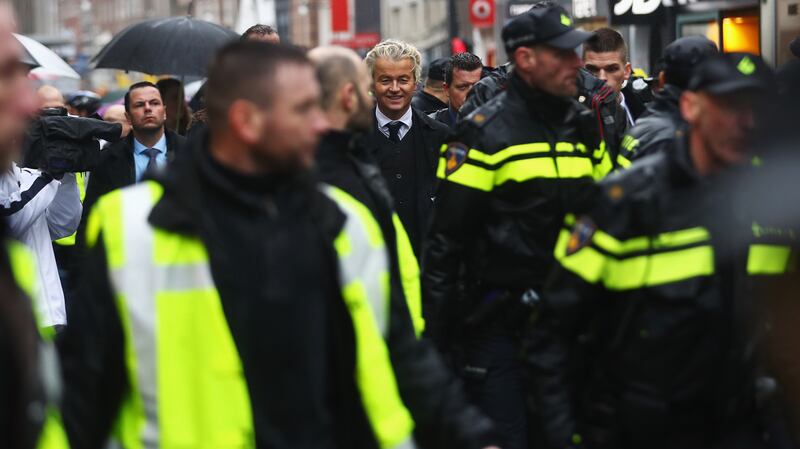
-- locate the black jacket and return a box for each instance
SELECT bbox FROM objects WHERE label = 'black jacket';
[429,108,457,128]
[523,133,772,449]
[620,76,655,123]
[315,130,495,449]
[620,84,684,161]
[81,129,185,222]
[360,108,450,256]
[575,68,629,164]
[412,90,448,114]
[0,225,50,449]
[422,73,610,349]
[61,132,376,449]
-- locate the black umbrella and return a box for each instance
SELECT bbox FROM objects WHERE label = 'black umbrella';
[91,16,237,77]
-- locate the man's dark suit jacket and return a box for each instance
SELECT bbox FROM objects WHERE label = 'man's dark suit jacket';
[360,107,449,256]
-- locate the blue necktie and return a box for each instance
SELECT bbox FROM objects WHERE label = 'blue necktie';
[144,148,161,174]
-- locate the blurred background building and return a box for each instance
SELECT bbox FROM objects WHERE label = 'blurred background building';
[9,0,800,91]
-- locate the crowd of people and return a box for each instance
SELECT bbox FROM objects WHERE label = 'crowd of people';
[1,1,800,449]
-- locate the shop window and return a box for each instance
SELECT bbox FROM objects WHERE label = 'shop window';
[721,13,760,54]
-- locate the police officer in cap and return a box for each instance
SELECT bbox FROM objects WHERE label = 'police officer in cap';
[524,53,780,449]
[412,58,449,114]
[422,5,613,449]
[621,36,718,160]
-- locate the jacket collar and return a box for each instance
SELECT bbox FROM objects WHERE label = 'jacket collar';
[148,128,317,235]
[507,72,573,123]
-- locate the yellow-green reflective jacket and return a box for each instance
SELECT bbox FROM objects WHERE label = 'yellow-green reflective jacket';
[54,172,86,247]
[85,181,415,449]
[6,240,70,449]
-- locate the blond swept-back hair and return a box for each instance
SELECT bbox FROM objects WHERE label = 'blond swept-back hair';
[364,39,422,82]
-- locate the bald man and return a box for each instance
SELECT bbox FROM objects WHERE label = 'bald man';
[309,45,498,449]
[102,104,131,138]
[37,85,65,109]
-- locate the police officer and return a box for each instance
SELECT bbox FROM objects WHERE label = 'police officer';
[421,5,613,449]
[308,45,498,449]
[620,36,718,160]
[523,53,779,449]
[60,41,449,449]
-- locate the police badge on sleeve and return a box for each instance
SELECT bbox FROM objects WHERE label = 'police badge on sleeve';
[566,216,596,256]
[444,142,469,176]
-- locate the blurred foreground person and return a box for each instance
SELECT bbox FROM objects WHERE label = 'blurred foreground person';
[422,6,611,448]
[621,36,717,160]
[37,85,64,109]
[309,45,497,449]
[62,41,490,449]
[0,2,70,448]
[524,53,781,449]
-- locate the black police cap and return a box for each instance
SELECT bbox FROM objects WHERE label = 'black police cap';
[688,52,774,95]
[663,36,718,71]
[427,58,448,82]
[502,5,592,52]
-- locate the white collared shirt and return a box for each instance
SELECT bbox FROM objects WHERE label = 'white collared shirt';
[619,91,636,127]
[375,106,413,142]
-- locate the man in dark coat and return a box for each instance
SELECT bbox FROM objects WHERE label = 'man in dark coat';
[362,39,450,256]
[82,81,185,225]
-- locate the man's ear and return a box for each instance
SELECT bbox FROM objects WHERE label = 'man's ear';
[624,61,632,81]
[514,46,536,72]
[680,91,701,123]
[658,71,666,90]
[229,100,262,145]
[443,82,451,100]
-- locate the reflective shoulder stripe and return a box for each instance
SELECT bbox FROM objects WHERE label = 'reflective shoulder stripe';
[322,185,416,449]
[556,219,715,290]
[54,173,88,247]
[748,244,793,275]
[324,184,390,334]
[392,214,424,336]
[103,181,253,449]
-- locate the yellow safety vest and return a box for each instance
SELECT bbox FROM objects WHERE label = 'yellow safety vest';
[85,181,416,449]
[392,214,424,336]
[54,172,86,247]
[6,240,70,449]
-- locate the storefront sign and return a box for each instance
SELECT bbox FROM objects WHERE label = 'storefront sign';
[573,0,598,18]
[610,0,664,24]
[470,0,496,28]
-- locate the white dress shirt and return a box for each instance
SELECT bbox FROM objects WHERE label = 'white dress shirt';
[376,106,413,141]
[620,92,636,127]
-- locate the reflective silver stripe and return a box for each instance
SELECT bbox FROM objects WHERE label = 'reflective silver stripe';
[322,184,390,336]
[108,184,160,448]
[392,436,418,449]
[108,184,218,449]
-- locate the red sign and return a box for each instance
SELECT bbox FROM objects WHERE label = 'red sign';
[331,33,381,50]
[331,0,350,33]
[470,0,495,28]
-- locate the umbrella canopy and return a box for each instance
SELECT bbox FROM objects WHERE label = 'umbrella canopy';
[14,33,79,79]
[91,16,238,77]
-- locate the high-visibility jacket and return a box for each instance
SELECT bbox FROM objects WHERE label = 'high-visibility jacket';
[54,172,86,247]
[6,240,70,449]
[85,180,416,449]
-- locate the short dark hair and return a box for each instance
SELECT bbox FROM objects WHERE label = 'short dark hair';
[124,81,159,113]
[205,41,310,129]
[583,27,628,62]
[444,53,483,85]
[241,24,278,41]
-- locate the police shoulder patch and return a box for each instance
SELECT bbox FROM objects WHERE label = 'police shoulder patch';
[444,142,469,176]
[566,216,596,256]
